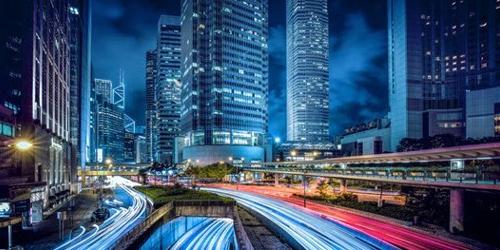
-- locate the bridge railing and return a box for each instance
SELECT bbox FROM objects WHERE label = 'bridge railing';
[244,167,500,185]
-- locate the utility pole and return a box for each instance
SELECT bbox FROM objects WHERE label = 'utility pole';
[8,223,12,249]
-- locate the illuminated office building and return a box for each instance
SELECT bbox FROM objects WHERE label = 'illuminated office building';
[286,0,330,143]
[145,50,157,162]
[154,15,181,164]
[388,0,499,150]
[180,0,269,165]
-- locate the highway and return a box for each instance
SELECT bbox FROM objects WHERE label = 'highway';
[208,184,471,250]
[55,177,151,250]
[170,217,236,250]
[204,187,396,250]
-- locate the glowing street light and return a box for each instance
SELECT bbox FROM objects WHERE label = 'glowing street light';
[105,158,112,165]
[14,140,33,151]
[290,150,297,157]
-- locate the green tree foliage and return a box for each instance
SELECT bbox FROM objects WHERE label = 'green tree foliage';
[185,163,235,179]
[316,180,331,198]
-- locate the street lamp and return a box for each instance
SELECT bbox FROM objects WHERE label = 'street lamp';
[290,150,297,161]
[14,139,33,151]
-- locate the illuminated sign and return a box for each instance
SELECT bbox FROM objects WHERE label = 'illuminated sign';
[0,202,11,217]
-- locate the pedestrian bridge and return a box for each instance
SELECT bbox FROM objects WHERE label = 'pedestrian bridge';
[244,142,500,191]
[242,166,500,191]
[78,143,500,191]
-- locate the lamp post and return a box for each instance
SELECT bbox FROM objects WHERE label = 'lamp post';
[290,150,297,161]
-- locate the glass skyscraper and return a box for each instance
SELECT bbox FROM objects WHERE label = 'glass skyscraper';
[145,50,157,163]
[180,0,269,165]
[154,15,181,164]
[388,0,499,150]
[286,0,330,143]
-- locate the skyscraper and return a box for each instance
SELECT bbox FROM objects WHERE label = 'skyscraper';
[124,113,136,133]
[180,0,269,165]
[68,0,92,171]
[94,79,113,103]
[123,131,135,163]
[113,69,125,110]
[92,78,124,163]
[96,102,124,163]
[0,0,74,220]
[145,50,157,162]
[154,15,181,164]
[134,133,148,163]
[286,0,330,143]
[388,0,499,150]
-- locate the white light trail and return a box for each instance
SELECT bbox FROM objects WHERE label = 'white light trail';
[203,188,397,250]
[56,177,149,250]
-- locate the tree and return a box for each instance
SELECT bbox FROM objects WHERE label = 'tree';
[316,180,330,198]
[327,178,337,194]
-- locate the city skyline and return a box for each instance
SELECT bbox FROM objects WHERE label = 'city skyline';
[1,1,499,249]
[92,0,389,139]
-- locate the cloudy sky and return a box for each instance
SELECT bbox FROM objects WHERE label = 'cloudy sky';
[92,0,388,139]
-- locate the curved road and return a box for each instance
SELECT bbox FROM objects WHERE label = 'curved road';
[170,217,236,250]
[205,187,396,250]
[56,177,150,250]
[207,185,471,250]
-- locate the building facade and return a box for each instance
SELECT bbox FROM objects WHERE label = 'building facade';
[94,79,113,103]
[124,113,136,133]
[96,102,124,163]
[388,0,499,150]
[154,15,181,164]
[466,87,500,138]
[274,141,341,162]
[123,131,135,163]
[145,50,157,163]
[68,0,92,172]
[91,78,125,163]
[134,133,148,163]
[113,70,125,110]
[286,0,330,142]
[0,0,76,221]
[340,118,391,156]
[180,0,269,165]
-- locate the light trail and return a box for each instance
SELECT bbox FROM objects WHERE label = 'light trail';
[208,184,472,250]
[204,188,396,250]
[56,177,150,250]
[170,217,236,250]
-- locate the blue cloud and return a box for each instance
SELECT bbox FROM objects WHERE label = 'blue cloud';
[329,13,388,135]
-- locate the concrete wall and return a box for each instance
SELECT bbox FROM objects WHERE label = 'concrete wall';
[119,201,253,250]
[174,202,235,219]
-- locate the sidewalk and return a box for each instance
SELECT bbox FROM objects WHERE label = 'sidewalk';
[20,190,99,250]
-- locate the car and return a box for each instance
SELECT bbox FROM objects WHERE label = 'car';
[91,208,110,222]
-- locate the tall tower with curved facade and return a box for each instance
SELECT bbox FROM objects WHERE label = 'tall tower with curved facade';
[180,0,269,165]
[286,0,330,143]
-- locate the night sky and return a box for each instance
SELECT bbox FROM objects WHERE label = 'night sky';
[92,0,388,139]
